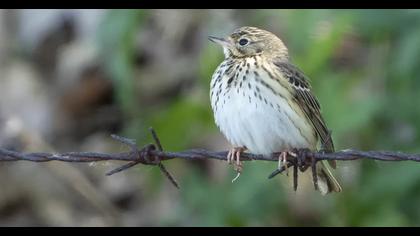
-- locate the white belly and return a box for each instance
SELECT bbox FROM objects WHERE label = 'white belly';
[210,59,317,155]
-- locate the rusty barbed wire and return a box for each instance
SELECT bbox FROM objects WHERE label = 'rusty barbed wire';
[1,127,420,190]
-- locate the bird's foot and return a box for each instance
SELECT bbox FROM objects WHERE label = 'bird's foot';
[278,150,297,176]
[227,147,246,182]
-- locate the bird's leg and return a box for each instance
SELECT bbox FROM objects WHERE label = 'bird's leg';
[278,152,288,176]
[278,150,297,176]
[227,147,246,182]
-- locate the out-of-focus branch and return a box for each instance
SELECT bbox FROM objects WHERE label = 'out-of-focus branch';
[1,127,420,190]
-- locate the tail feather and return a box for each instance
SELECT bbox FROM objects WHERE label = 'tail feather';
[316,161,342,195]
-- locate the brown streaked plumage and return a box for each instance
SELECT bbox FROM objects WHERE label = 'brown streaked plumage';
[209,26,341,194]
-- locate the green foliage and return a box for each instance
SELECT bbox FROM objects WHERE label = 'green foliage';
[98,10,145,112]
[150,97,213,151]
[165,163,288,226]
[97,9,148,139]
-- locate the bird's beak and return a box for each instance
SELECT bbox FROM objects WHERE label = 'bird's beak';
[208,36,231,48]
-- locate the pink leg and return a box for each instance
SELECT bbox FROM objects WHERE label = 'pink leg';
[226,147,246,182]
[278,150,297,176]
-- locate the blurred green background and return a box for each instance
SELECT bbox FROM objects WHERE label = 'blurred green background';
[1,9,420,226]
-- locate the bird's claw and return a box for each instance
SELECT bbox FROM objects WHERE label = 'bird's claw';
[232,172,241,183]
[278,150,297,176]
[227,147,245,182]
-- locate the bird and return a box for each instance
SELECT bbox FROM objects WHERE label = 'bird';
[208,26,342,195]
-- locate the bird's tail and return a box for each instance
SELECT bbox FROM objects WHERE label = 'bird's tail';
[316,160,342,195]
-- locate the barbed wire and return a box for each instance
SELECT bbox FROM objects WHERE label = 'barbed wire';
[1,127,420,191]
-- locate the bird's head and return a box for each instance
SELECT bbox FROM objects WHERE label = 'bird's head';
[209,26,289,59]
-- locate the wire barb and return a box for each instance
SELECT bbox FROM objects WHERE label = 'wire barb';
[268,162,293,179]
[149,127,163,151]
[311,155,318,191]
[106,137,155,176]
[148,127,180,189]
[2,127,420,192]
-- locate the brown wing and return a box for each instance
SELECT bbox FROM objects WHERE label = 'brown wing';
[273,60,336,168]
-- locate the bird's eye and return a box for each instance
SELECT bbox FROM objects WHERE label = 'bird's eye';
[238,38,249,46]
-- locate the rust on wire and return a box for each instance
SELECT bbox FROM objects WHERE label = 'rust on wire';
[2,127,420,190]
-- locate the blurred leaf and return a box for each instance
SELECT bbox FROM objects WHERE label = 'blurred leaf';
[97,9,147,115]
[199,43,224,88]
[393,28,420,79]
[149,97,213,151]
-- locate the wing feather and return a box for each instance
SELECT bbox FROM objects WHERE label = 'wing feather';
[273,60,336,168]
